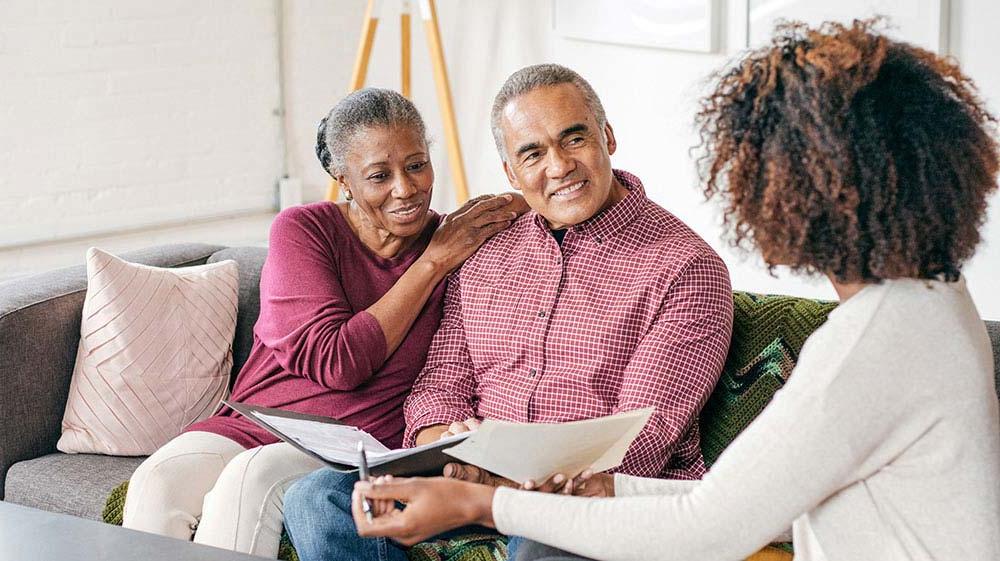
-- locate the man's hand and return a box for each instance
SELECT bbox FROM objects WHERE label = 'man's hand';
[440,418,480,439]
[445,463,612,497]
[521,469,614,497]
[562,469,615,497]
[443,463,521,489]
[414,418,481,447]
[353,477,496,546]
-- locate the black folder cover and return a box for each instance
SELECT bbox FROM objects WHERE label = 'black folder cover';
[224,400,462,477]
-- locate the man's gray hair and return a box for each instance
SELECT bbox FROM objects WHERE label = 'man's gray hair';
[316,87,428,177]
[490,63,607,161]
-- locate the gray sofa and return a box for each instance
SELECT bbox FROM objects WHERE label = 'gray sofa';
[0,244,266,519]
[2,243,999,523]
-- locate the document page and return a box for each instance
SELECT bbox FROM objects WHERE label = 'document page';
[253,411,388,464]
[442,407,653,484]
[251,411,469,467]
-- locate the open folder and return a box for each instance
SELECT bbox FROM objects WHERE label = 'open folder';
[225,400,653,481]
[224,401,469,476]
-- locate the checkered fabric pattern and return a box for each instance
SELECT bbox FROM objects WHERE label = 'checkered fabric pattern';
[404,170,734,479]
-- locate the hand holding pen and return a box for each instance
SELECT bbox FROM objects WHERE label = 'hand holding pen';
[357,441,374,522]
[356,442,399,526]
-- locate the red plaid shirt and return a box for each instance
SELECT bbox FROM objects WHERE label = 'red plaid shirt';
[403,170,733,479]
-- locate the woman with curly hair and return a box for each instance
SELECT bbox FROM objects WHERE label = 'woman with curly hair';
[341,20,1000,561]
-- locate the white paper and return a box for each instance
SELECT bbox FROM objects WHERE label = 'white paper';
[252,411,469,467]
[442,408,654,484]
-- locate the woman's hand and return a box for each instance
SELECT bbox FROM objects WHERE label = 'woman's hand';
[353,477,496,546]
[419,193,529,274]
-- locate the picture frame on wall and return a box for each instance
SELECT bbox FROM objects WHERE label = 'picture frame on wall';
[552,0,719,53]
[735,0,950,54]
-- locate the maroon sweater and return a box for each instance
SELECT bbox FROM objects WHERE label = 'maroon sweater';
[186,203,444,449]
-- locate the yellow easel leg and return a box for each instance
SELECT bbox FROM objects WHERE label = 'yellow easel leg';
[420,0,469,205]
[401,3,412,98]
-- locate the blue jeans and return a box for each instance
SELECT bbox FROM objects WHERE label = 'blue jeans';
[284,468,520,561]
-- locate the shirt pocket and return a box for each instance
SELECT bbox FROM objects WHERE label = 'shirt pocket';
[462,279,528,363]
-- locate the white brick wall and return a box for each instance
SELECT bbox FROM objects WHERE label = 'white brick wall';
[0,211,275,284]
[0,0,283,250]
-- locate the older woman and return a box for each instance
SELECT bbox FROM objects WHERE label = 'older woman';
[348,20,1000,561]
[121,88,526,558]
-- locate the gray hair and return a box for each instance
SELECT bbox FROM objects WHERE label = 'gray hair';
[490,63,608,161]
[316,88,428,177]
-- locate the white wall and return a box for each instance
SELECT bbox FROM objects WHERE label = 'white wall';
[949,0,1000,320]
[0,0,283,276]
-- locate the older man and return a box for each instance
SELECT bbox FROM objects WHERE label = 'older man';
[284,64,733,561]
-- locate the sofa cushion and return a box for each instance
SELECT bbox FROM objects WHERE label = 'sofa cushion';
[208,247,267,380]
[4,453,144,520]
[58,248,238,456]
[700,292,838,466]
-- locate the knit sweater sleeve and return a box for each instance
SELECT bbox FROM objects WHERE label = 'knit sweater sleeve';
[613,473,697,497]
[253,207,387,391]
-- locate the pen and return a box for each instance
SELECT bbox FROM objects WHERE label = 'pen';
[357,441,373,523]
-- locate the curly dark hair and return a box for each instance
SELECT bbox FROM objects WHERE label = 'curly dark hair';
[697,18,999,282]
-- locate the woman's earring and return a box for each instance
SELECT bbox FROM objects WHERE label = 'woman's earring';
[344,190,353,201]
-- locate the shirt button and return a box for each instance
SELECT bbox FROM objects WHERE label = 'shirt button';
[528,369,537,377]
[537,311,546,318]
[595,236,604,244]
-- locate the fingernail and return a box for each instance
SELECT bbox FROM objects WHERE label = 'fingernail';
[502,194,512,201]
[524,480,534,489]
[553,474,565,484]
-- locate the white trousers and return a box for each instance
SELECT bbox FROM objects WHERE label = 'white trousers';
[122,431,323,558]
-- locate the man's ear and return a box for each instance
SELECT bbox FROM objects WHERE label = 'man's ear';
[502,161,522,191]
[604,122,617,156]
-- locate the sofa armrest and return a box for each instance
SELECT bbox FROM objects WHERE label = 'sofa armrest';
[0,243,226,499]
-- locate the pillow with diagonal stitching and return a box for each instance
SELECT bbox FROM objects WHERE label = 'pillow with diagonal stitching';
[57,247,237,456]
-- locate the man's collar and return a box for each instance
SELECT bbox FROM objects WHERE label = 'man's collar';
[531,169,646,245]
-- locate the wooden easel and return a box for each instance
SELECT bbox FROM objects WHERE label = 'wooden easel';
[325,0,470,205]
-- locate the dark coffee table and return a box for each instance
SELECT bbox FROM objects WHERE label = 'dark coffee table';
[0,501,263,560]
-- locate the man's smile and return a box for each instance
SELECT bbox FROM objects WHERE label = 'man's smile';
[549,180,587,199]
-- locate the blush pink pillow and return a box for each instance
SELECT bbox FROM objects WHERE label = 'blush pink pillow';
[57,248,238,456]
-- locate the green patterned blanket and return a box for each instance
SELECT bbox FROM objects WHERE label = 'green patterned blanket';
[102,291,834,560]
